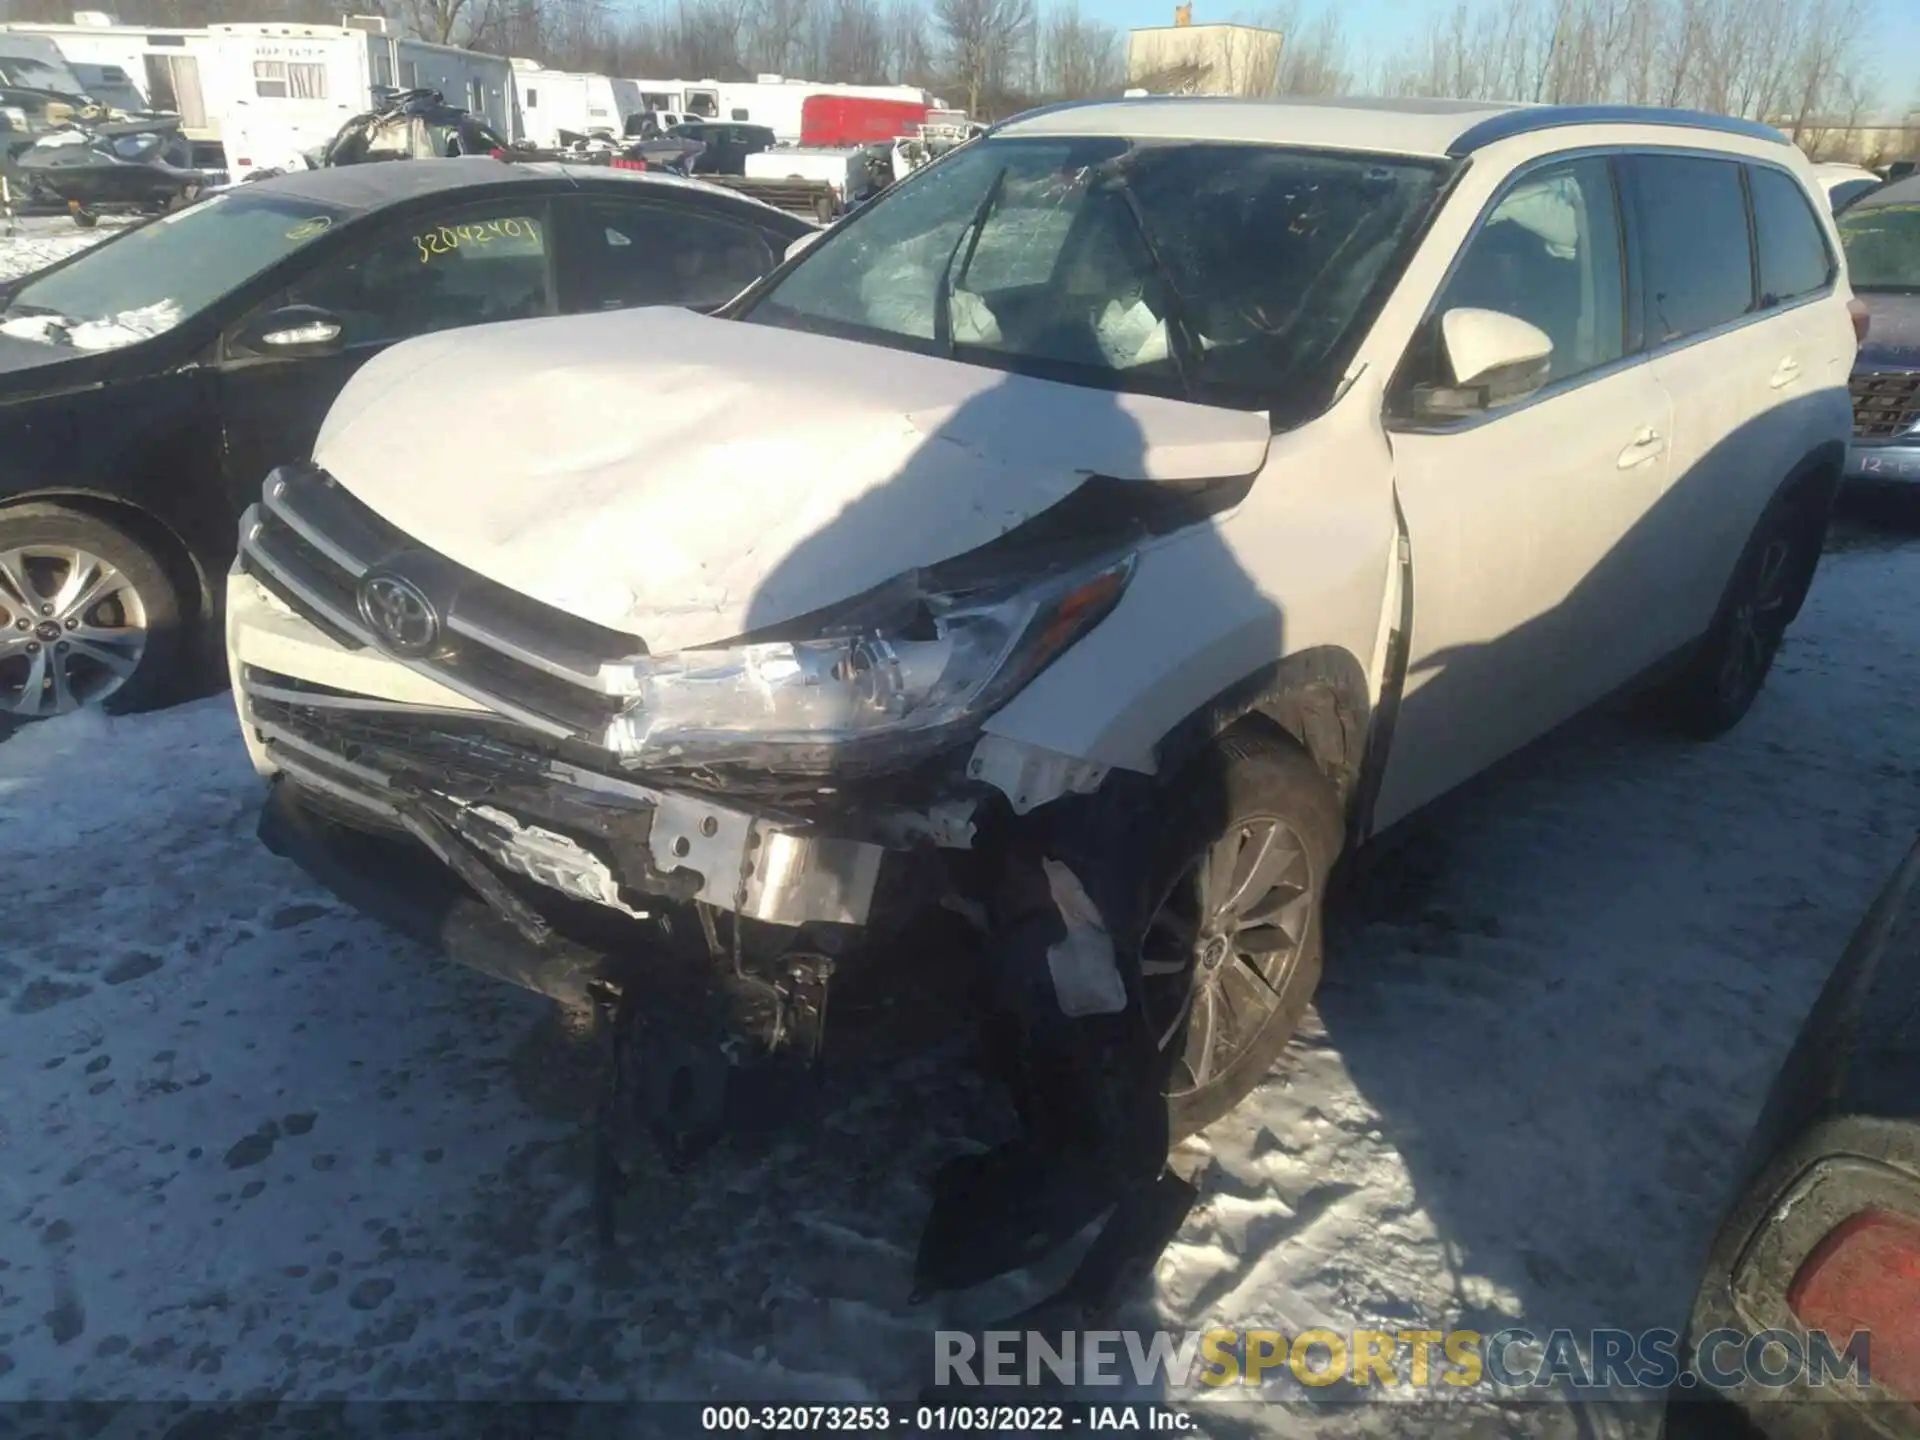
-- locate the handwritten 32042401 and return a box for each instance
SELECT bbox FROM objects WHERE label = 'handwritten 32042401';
[412,216,541,263]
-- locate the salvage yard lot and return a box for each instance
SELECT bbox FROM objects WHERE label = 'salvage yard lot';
[0,214,121,284]
[0,520,1915,1429]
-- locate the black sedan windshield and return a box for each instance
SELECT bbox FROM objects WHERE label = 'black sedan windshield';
[2,189,347,349]
[742,135,1447,407]
[1838,188,1920,291]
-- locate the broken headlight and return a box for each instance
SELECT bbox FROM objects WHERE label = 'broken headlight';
[603,551,1136,771]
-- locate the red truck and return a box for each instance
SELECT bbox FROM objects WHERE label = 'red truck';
[799,93,930,147]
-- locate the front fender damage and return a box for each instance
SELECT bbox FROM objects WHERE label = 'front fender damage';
[910,770,1198,1317]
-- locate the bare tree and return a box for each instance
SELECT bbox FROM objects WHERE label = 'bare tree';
[1040,0,1121,99]
[933,0,1034,115]
[396,0,479,44]
[1250,0,1348,94]
[811,0,891,83]
[887,0,934,85]
[751,0,811,74]
[1372,0,1880,137]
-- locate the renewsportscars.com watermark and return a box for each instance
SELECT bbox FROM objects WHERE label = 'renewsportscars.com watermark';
[935,1326,1874,1398]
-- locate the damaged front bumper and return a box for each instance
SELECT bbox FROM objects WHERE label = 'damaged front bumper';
[239,664,889,936]
[226,465,1176,1296]
[233,648,914,1170]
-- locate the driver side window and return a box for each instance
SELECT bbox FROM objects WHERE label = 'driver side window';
[284,205,552,348]
[1429,157,1627,396]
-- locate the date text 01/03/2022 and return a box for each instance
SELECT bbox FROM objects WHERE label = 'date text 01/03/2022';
[698,1404,1198,1431]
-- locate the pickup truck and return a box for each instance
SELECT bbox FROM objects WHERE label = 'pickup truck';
[701,144,873,221]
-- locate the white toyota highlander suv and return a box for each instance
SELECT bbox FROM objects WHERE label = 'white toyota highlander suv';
[225,98,1859,1292]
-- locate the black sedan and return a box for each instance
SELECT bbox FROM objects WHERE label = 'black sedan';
[1665,833,1920,1437]
[0,156,812,718]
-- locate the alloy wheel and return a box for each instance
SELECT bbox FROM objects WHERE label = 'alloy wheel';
[1715,534,1794,710]
[1142,816,1316,1099]
[0,544,150,717]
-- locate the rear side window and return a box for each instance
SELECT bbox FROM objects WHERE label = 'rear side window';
[575,199,775,311]
[1626,155,1755,343]
[1750,166,1834,304]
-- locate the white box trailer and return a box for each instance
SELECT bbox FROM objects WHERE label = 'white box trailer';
[509,61,639,147]
[209,22,512,178]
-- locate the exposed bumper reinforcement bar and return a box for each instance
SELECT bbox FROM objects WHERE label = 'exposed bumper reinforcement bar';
[258,778,615,1010]
[238,675,888,929]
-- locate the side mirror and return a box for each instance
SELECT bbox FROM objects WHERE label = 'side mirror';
[784,230,824,264]
[1411,307,1554,421]
[237,304,345,359]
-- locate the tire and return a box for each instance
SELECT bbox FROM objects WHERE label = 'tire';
[0,504,185,720]
[69,205,99,229]
[1134,727,1345,1141]
[1656,495,1821,740]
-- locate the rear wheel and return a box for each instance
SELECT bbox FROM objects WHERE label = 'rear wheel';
[1137,730,1343,1141]
[0,505,184,719]
[1657,497,1819,739]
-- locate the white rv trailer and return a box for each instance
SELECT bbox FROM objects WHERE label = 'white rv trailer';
[509,60,639,147]
[208,20,513,178]
[0,19,227,141]
[629,76,721,123]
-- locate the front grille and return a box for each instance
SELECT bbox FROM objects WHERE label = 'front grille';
[1850,371,1920,440]
[239,464,651,744]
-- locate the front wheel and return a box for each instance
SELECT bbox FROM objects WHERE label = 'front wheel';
[1137,729,1344,1141]
[0,504,185,719]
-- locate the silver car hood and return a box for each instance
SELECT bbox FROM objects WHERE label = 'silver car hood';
[312,306,1273,651]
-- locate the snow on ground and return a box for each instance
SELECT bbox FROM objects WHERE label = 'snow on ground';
[0,214,125,285]
[0,526,1916,1431]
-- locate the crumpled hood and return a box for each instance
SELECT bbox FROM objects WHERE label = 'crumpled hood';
[1856,291,1920,370]
[313,306,1272,651]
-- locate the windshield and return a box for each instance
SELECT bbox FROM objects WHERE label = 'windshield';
[1,190,347,350]
[0,56,75,93]
[1838,199,1920,291]
[742,135,1448,407]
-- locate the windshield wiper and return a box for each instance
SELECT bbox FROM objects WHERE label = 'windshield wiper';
[933,165,1008,357]
[1103,177,1201,400]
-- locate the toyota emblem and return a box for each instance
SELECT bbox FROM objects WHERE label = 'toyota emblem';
[357,570,442,657]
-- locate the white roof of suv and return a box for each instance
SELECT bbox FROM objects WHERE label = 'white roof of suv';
[993,95,1792,161]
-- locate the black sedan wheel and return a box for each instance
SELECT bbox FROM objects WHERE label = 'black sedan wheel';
[0,505,183,718]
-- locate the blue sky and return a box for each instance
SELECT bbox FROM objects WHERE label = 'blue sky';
[1095,0,1920,110]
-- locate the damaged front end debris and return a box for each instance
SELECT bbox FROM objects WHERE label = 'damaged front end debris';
[238,460,1229,1314]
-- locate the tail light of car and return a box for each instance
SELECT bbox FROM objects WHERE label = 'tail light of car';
[1849,298,1871,345]
[1786,1208,1920,1401]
